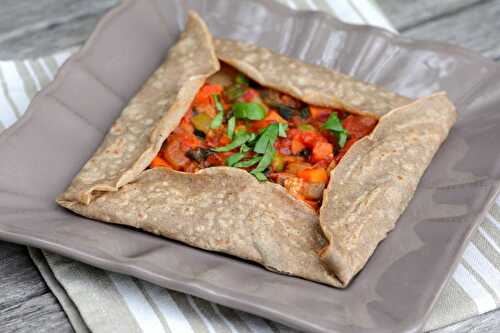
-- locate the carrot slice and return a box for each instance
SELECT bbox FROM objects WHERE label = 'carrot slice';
[150,156,172,169]
[297,167,328,183]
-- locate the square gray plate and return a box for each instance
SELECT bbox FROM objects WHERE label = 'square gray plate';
[1,0,500,332]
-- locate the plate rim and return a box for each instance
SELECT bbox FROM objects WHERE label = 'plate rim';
[1,0,500,332]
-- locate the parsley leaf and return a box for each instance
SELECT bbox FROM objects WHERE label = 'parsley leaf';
[254,123,279,154]
[278,123,288,137]
[251,145,275,175]
[252,172,268,182]
[233,103,266,120]
[322,112,349,148]
[211,132,251,152]
[234,155,262,168]
[227,116,236,139]
[225,152,246,166]
[213,94,224,113]
[210,94,225,129]
[210,111,224,129]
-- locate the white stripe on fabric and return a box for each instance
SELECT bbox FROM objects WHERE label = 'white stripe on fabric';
[487,212,500,230]
[236,312,275,333]
[143,284,195,333]
[302,0,318,10]
[54,52,72,66]
[211,304,238,333]
[478,225,500,253]
[108,273,166,333]
[354,0,397,32]
[0,62,31,111]
[38,59,55,81]
[24,60,43,91]
[464,243,500,294]
[324,0,365,25]
[186,296,217,333]
[453,263,496,313]
[283,0,297,10]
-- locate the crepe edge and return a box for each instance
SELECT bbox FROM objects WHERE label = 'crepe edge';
[214,38,412,119]
[318,92,457,286]
[57,11,220,206]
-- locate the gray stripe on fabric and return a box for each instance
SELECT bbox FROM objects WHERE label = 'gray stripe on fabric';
[134,279,172,333]
[169,291,210,333]
[43,252,143,333]
[462,259,499,304]
[480,219,500,248]
[31,249,90,333]
[191,297,232,333]
[30,59,51,88]
[14,61,37,99]
[471,229,500,270]
[44,56,59,76]
[216,306,253,333]
[490,203,500,223]
[0,65,21,117]
[424,277,478,331]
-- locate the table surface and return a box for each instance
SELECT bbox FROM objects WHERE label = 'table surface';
[1,0,499,332]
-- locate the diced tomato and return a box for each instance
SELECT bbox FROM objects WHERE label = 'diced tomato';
[300,131,325,148]
[149,156,172,169]
[205,152,231,166]
[342,115,377,140]
[162,139,191,170]
[179,132,201,150]
[291,138,305,154]
[206,129,229,147]
[242,88,259,102]
[297,167,328,183]
[309,106,333,121]
[219,134,232,146]
[193,84,223,106]
[333,115,377,163]
[311,142,333,163]
[275,137,292,155]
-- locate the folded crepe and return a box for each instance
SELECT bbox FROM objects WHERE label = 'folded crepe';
[57,11,457,287]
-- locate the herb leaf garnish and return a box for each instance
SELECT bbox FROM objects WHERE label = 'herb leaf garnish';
[233,155,261,168]
[212,131,251,152]
[278,123,288,138]
[225,152,246,166]
[227,116,236,139]
[233,102,266,120]
[254,123,279,154]
[210,95,225,129]
[322,112,349,148]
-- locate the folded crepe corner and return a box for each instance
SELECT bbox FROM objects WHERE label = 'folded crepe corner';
[57,12,457,288]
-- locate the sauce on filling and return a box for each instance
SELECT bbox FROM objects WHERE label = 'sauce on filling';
[150,71,377,210]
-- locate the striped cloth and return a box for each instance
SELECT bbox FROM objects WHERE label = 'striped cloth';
[1,1,500,332]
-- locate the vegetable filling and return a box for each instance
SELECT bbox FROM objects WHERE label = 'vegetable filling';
[150,69,377,210]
